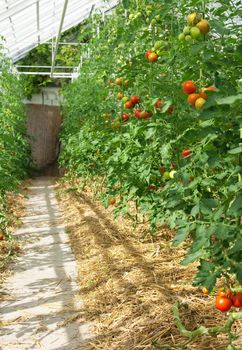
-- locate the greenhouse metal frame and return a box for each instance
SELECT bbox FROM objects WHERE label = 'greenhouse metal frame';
[0,0,118,78]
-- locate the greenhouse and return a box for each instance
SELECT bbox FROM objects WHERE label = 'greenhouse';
[0,0,242,349]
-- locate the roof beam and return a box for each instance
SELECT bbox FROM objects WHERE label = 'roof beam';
[17,71,73,78]
[50,0,69,78]
[36,1,40,44]
[16,65,78,69]
[0,0,37,22]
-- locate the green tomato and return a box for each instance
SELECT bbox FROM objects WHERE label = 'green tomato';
[183,26,191,35]
[129,14,135,20]
[146,10,152,16]
[185,35,192,41]
[122,96,129,103]
[169,170,177,179]
[154,40,164,50]
[155,15,161,21]
[190,26,201,39]
[151,19,157,26]
[136,12,142,18]
[163,171,170,180]
[178,33,185,41]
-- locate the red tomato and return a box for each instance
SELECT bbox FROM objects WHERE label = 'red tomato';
[154,99,164,109]
[148,52,158,62]
[215,296,232,312]
[122,113,130,122]
[154,100,173,114]
[199,90,208,99]
[181,149,191,158]
[205,86,217,92]
[145,50,152,59]
[167,105,174,114]
[199,86,217,99]
[108,197,116,206]
[187,93,200,106]
[125,100,134,109]
[217,288,233,299]
[182,80,197,94]
[130,96,139,105]
[134,109,141,118]
[232,292,242,308]
[140,111,152,119]
[0,233,4,240]
[148,185,157,191]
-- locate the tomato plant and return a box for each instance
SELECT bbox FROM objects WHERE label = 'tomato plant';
[59,0,242,294]
[0,40,30,237]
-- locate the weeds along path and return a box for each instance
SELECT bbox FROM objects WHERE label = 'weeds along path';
[0,178,92,350]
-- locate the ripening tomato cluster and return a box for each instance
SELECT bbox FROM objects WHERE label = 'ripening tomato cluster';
[122,95,155,121]
[122,97,175,123]
[124,95,140,109]
[182,80,216,109]
[157,148,192,184]
[215,289,242,312]
[114,77,129,87]
[178,12,210,42]
[145,40,168,62]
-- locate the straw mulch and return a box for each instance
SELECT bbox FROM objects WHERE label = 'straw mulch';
[0,181,29,286]
[56,182,242,350]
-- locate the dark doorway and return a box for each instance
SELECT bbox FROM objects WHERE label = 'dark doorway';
[26,104,62,177]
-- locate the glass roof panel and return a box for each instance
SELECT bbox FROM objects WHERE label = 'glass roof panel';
[0,0,118,62]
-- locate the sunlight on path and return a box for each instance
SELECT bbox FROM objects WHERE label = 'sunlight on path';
[0,178,92,350]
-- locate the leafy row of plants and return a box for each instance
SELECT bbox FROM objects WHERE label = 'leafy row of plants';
[59,0,242,296]
[0,39,31,239]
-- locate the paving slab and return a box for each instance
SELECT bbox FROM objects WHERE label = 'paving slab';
[0,178,92,350]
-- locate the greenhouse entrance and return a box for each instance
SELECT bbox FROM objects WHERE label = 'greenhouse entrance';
[25,87,62,176]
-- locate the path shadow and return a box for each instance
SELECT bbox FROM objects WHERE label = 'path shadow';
[0,178,91,349]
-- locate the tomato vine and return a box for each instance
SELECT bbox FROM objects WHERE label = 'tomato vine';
[59,0,242,292]
[0,39,31,238]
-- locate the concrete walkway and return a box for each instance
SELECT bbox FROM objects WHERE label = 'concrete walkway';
[0,178,92,350]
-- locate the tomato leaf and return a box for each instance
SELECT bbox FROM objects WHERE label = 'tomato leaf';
[172,226,190,247]
[228,146,242,154]
[216,94,242,105]
[228,195,242,216]
[181,250,202,266]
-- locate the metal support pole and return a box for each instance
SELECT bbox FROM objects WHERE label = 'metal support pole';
[50,0,69,77]
[36,1,40,44]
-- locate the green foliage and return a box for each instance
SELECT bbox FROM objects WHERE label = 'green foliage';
[59,0,242,289]
[0,41,31,236]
